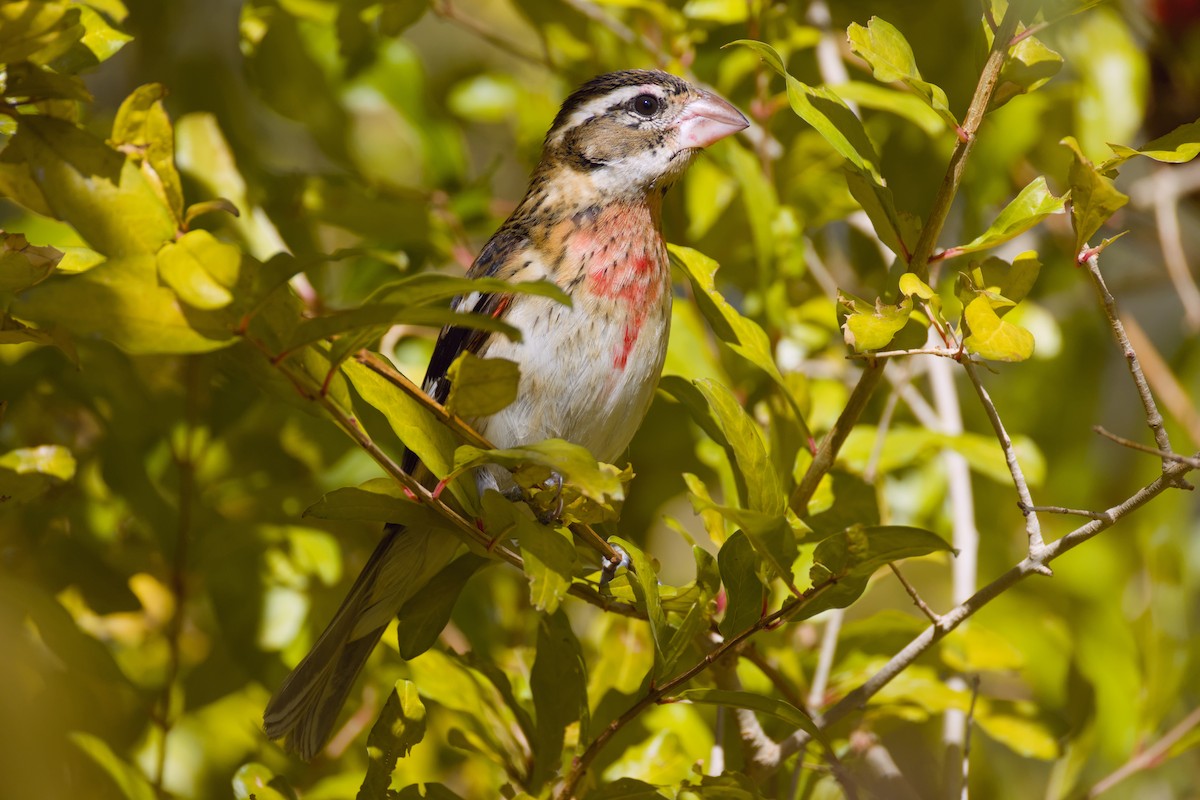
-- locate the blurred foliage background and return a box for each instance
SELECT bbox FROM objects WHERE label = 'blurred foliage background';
[2,0,1200,798]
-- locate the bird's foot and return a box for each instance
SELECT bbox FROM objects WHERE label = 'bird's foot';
[535,471,565,525]
[600,544,632,589]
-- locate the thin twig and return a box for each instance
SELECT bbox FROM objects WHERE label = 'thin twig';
[1023,504,1111,521]
[846,346,967,361]
[1118,313,1200,449]
[1093,426,1200,469]
[961,360,1048,561]
[959,675,981,800]
[888,564,941,624]
[1082,252,1174,460]
[1087,705,1200,797]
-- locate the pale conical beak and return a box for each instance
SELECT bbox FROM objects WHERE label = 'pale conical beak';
[676,90,749,149]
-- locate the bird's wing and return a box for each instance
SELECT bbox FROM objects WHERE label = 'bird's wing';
[400,223,529,475]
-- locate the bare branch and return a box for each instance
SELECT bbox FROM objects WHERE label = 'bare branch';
[1094,425,1200,469]
[962,360,1047,559]
[1087,705,1200,797]
[1082,252,1174,459]
[1113,314,1200,449]
[888,563,941,624]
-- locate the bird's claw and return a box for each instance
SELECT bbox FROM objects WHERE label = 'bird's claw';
[600,544,632,590]
[535,471,565,525]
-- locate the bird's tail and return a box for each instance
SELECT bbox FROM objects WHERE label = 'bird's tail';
[262,527,397,760]
[263,524,461,759]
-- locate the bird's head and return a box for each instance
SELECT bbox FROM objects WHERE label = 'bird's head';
[539,70,749,201]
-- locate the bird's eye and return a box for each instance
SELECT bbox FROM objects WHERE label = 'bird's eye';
[630,93,660,117]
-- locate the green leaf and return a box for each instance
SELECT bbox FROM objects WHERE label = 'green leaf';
[0,232,61,292]
[342,358,459,481]
[232,763,291,800]
[480,492,577,614]
[358,680,427,800]
[611,537,669,680]
[845,168,919,262]
[962,295,1035,362]
[692,378,783,514]
[948,177,1065,257]
[585,778,670,799]
[838,290,913,352]
[7,115,177,255]
[975,707,1059,760]
[676,688,819,738]
[0,3,84,66]
[394,785,466,800]
[799,525,954,620]
[992,34,1063,109]
[0,444,75,503]
[717,531,765,638]
[396,554,487,659]
[304,478,448,526]
[530,610,588,790]
[670,245,811,441]
[898,272,935,300]
[685,474,797,590]
[835,80,946,136]
[12,254,236,354]
[454,439,624,507]
[729,39,882,180]
[964,252,1042,308]
[2,61,92,102]
[69,732,156,800]
[73,4,132,65]
[847,17,959,128]
[445,352,519,418]
[285,304,520,353]
[1063,136,1130,253]
[1103,119,1200,171]
[110,83,183,223]
[155,229,240,310]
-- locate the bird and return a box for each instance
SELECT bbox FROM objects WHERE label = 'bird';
[263,69,748,760]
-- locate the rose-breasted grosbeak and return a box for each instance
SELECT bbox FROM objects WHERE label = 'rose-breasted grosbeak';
[264,69,748,759]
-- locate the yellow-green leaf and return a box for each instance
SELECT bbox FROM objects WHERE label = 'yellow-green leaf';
[1063,137,1129,254]
[962,295,1034,361]
[729,39,882,181]
[948,177,1065,257]
[847,17,958,128]
[445,352,520,418]
[156,230,240,310]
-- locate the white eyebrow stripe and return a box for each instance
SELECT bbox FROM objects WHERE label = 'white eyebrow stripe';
[556,84,664,134]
